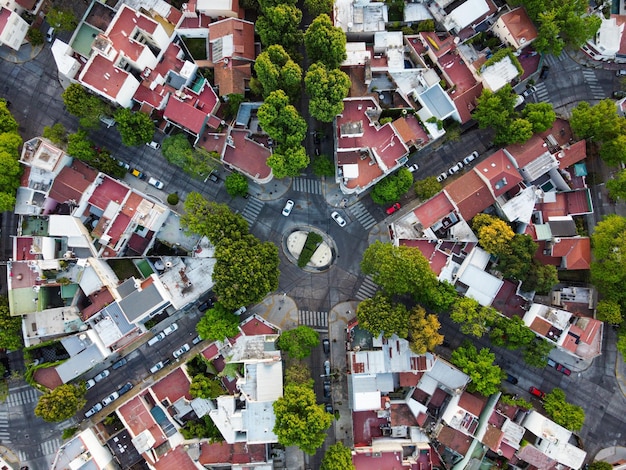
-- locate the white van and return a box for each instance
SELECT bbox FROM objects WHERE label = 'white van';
[46,27,55,43]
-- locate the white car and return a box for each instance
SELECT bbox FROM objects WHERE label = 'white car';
[406,163,419,173]
[102,391,119,406]
[282,199,294,216]
[150,361,166,374]
[463,151,479,165]
[437,172,448,183]
[331,211,347,227]
[173,343,190,359]
[162,322,178,336]
[93,369,110,382]
[148,177,164,189]
[522,85,537,98]
[85,379,96,390]
[147,141,161,149]
[448,162,464,175]
[84,403,102,418]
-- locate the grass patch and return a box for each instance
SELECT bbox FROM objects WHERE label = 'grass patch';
[107,259,139,281]
[297,232,323,268]
[182,37,207,60]
[0,380,7,402]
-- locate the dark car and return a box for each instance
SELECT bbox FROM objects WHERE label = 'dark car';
[613,90,626,99]
[556,363,572,376]
[323,380,331,398]
[529,386,546,399]
[322,338,330,355]
[118,382,133,395]
[325,403,333,414]
[207,172,219,183]
[540,65,550,79]
[505,374,519,385]
[112,358,128,370]
[386,203,401,215]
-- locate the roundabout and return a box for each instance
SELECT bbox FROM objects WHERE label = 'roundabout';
[283,226,336,272]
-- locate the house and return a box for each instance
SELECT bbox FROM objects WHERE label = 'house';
[190,0,240,19]
[0,6,28,51]
[50,428,117,470]
[334,0,388,38]
[162,80,219,143]
[492,7,538,51]
[427,0,498,37]
[582,15,626,63]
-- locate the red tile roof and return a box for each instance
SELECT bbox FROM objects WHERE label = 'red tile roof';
[475,149,523,198]
[199,442,268,466]
[88,176,129,210]
[106,5,158,63]
[213,61,251,96]
[392,115,429,147]
[152,446,197,470]
[164,96,208,135]
[551,237,591,270]
[151,368,192,404]
[0,8,10,32]
[459,391,487,417]
[106,213,131,247]
[118,396,167,448]
[80,54,131,101]
[412,192,456,229]
[504,134,549,169]
[209,18,255,61]
[555,139,587,169]
[222,129,272,179]
[48,165,95,204]
[445,171,494,221]
[497,7,537,47]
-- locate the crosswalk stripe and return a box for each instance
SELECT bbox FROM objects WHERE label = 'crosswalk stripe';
[298,310,328,330]
[240,197,264,225]
[292,178,322,194]
[17,450,27,462]
[355,275,379,300]
[41,438,61,455]
[348,201,377,230]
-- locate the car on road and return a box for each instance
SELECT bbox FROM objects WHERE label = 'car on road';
[85,379,96,390]
[617,70,626,76]
[406,163,419,173]
[463,151,479,165]
[102,391,120,406]
[522,85,538,98]
[325,403,333,413]
[148,177,164,189]
[148,332,166,346]
[448,162,464,175]
[613,91,626,99]
[112,358,128,370]
[386,202,401,215]
[331,211,347,227]
[84,403,102,418]
[323,380,331,398]
[117,159,130,170]
[131,168,145,179]
[529,386,546,399]
[282,199,294,216]
[118,382,133,396]
[322,338,330,354]
[207,172,219,183]
[162,322,178,336]
[198,300,213,312]
[233,306,247,316]
[540,65,550,79]
[147,141,161,150]
[324,360,331,376]
[437,172,448,183]
[150,360,170,374]
[505,374,519,385]
[556,363,572,376]
[46,27,55,43]
[192,335,203,345]
[173,343,190,359]
[93,370,110,382]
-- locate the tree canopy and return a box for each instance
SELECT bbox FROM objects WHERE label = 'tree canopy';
[304,15,347,69]
[414,176,441,201]
[607,169,626,201]
[256,5,303,55]
[254,45,302,100]
[224,173,249,198]
[304,0,334,17]
[522,102,557,133]
[596,300,622,325]
[43,123,67,146]
[522,338,554,368]
[182,192,249,244]
[489,315,535,350]
[450,296,497,338]
[590,215,626,308]
[61,84,108,129]
[35,384,86,422]
[305,62,351,122]
[196,303,240,342]
[570,100,624,144]
[473,214,515,256]
[189,374,224,399]
[0,100,22,211]
[114,108,155,147]
[258,90,307,147]
[407,306,443,354]
[356,292,409,339]
[277,326,320,360]
[542,388,585,431]
[0,296,23,350]
[370,167,414,205]
[321,443,355,470]
[46,7,77,31]
[267,144,310,179]
[450,342,503,396]
[273,383,333,454]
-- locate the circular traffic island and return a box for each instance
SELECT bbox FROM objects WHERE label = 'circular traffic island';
[284,227,335,272]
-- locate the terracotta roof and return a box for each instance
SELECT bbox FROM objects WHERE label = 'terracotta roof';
[199,442,268,466]
[222,128,272,179]
[412,192,456,229]
[15,0,36,10]
[445,171,494,221]
[48,165,95,203]
[551,237,591,270]
[498,7,537,45]
[213,60,251,96]
[0,8,10,32]
[555,139,587,169]
[505,134,549,168]
[152,446,197,470]
[208,18,255,61]
[106,5,158,63]
[80,54,131,100]
[437,425,473,455]
[164,96,208,135]
[475,149,523,198]
[458,391,487,417]
[482,425,504,452]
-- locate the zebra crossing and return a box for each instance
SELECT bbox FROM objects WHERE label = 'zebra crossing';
[347,201,377,230]
[240,197,264,225]
[17,438,61,461]
[298,310,328,330]
[0,410,9,443]
[543,51,566,66]
[6,387,40,407]
[534,82,549,102]
[582,69,606,100]
[292,178,322,195]
[355,275,379,300]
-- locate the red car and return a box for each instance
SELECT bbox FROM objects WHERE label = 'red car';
[556,363,572,376]
[529,386,546,399]
[386,202,401,215]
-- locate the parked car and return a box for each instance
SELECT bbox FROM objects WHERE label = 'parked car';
[148,332,166,346]
[233,306,247,316]
[85,379,96,390]
[463,151,479,165]
[131,168,145,179]
[192,335,203,345]
[324,360,331,376]
[102,391,120,406]
[148,177,164,189]
[556,363,572,376]
[146,141,161,150]
[84,403,102,418]
[613,90,626,99]
[118,382,133,395]
[207,172,219,183]
[505,374,519,385]
[437,172,448,183]
[117,160,130,170]
[198,301,213,312]
[617,70,626,76]
[406,163,419,173]
[331,211,347,227]
[162,322,178,336]
[522,85,538,98]
[540,65,550,79]
[93,369,110,382]
[112,358,128,370]
[150,360,170,374]
[282,199,294,217]
[386,202,401,215]
[323,380,331,398]
[448,162,464,175]
[45,27,55,43]
[322,338,330,354]
[325,403,333,414]
[529,386,546,399]
[173,343,190,359]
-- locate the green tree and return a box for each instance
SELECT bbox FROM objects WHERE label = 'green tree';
[596,300,622,325]
[181,192,249,244]
[407,306,443,354]
[161,133,193,167]
[473,214,515,256]
[498,118,533,145]
[533,10,565,55]
[607,169,626,201]
[522,261,558,294]
[304,14,347,69]
[588,462,614,470]
[570,100,624,143]
[450,342,503,396]
[497,234,537,282]
[305,63,351,122]
[222,93,245,119]
[415,176,441,200]
[27,28,44,46]
[224,173,249,197]
[590,215,626,307]
[254,45,302,100]
[267,144,309,179]
[601,136,626,166]
[61,84,106,128]
[450,296,497,337]
[522,102,557,133]
[114,108,155,147]
[356,292,409,339]
[273,383,332,454]
[35,384,86,422]
[43,123,67,146]
[304,0,334,17]
[370,167,414,205]
[0,148,21,211]
[256,5,303,54]
[189,374,224,399]
[213,235,280,310]
[180,415,224,441]
[0,99,18,134]
[285,363,314,387]
[258,90,307,147]
[196,303,240,342]
[312,154,335,177]
[67,131,97,161]
[0,297,23,350]
[522,338,554,368]
[489,316,535,350]
[473,85,517,131]
[46,7,77,31]
[321,443,355,470]
[542,388,585,431]
[277,326,320,360]
[360,241,440,303]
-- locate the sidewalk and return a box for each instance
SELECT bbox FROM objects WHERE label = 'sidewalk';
[0,40,44,64]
